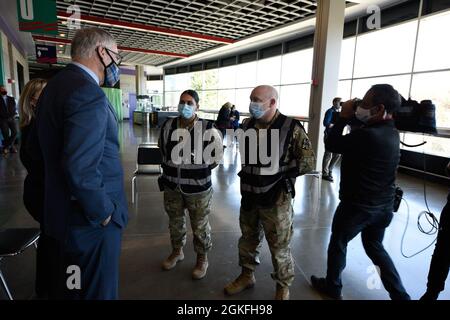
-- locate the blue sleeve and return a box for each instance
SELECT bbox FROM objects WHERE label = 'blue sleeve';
[62,85,114,225]
[323,109,333,128]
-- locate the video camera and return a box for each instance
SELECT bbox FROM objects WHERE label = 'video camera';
[346,97,437,134]
[394,96,437,134]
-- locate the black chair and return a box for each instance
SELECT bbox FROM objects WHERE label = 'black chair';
[131,143,163,203]
[0,228,40,300]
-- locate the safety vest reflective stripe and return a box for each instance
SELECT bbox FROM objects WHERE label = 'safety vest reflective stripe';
[240,159,297,175]
[164,160,210,170]
[239,112,299,195]
[160,117,213,193]
[162,173,211,186]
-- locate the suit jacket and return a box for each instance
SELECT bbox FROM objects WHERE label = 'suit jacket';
[32,63,128,241]
[0,95,16,119]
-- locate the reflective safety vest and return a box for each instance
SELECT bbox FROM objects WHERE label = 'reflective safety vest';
[160,117,216,194]
[238,112,302,205]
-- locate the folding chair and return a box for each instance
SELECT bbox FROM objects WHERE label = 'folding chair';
[0,228,40,300]
[131,143,163,203]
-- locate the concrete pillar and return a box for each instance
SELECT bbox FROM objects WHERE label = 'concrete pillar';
[308,0,346,171]
[7,40,16,97]
[135,65,146,95]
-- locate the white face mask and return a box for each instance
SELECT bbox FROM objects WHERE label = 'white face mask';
[355,106,375,123]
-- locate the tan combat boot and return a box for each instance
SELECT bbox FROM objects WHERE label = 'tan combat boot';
[192,254,208,280]
[162,247,184,270]
[275,284,290,300]
[224,268,256,296]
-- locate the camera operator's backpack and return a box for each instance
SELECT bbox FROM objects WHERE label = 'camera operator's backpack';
[394,97,437,134]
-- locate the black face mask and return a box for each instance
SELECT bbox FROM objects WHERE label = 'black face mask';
[0,90,7,96]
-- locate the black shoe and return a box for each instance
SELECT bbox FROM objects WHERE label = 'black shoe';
[311,276,343,300]
[322,175,334,182]
[420,291,439,301]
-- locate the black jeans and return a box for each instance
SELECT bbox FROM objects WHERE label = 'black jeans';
[326,201,410,300]
[0,118,17,149]
[425,194,450,295]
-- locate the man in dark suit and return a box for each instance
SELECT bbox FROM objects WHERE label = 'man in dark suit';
[0,84,18,154]
[32,27,128,299]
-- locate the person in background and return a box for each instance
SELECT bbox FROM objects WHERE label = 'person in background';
[216,102,232,141]
[421,160,450,300]
[0,84,18,155]
[229,104,240,130]
[18,78,48,298]
[158,89,222,280]
[322,97,342,182]
[311,84,410,300]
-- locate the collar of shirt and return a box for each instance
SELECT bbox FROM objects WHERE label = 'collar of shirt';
[71,62,100,85]
[255,109,280,130]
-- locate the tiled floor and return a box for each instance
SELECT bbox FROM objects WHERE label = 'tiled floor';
[0,121,448,300]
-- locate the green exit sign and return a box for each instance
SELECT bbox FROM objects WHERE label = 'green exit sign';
[17,0,58,35]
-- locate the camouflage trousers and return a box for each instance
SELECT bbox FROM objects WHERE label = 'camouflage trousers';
[238,191,295,287]
[163,187,213,254]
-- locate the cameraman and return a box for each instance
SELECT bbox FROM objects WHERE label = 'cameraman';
[311,84,410,300]
[421,161,450,300]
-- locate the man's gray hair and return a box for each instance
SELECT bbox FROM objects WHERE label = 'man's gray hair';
[71,28,116,60]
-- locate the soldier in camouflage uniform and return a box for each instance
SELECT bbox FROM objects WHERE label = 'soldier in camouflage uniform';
[158,89,222,280]
[224,85,315,300]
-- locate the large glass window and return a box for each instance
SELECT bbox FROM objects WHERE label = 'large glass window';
[235,88,253,112]
[401,133,450,158]
[339,37,356,80]
[218,65,236,89]
[410,71,450,129]
[235,62,257,88]
[218,89,236,108]
[414,10,450,72]
[201,90,219,110]
[337,80,352,100]
[203,69,219,90]
[279,84,310,117]
[257,56,282,86]
[165,73,190,91]
[280,48,313,85]
[164,91,182,109]
[351,75,411,99]
[353,21,417,77]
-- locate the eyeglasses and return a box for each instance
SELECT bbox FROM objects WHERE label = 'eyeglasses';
[105,48,123,66]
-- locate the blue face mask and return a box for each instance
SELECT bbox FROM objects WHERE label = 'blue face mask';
[249,101,268,119]
[104,62,120,87]
[99,48,120,87]
[178,103,195,119]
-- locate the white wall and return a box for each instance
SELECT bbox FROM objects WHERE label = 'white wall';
[120,73,136,119]
[0,30,30,100]
[1,32,11,91]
